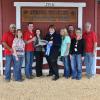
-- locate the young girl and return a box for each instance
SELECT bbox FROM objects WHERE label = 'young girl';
[34,29,44,77]
[60,28,71,78]
[70,28,85,80]
[12,29,25,81]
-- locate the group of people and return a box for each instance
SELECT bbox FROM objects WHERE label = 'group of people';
[2,22,97,82]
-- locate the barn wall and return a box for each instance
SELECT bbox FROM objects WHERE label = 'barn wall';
[0,0,100,73]
[0,0,97,36]
[97,3,100,46]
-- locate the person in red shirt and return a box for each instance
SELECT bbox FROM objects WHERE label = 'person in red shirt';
[23,23,35,79]
[83,22,97,79]
[2,24,16,82]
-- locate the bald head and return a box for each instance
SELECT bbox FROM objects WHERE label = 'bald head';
[9,24,16,34]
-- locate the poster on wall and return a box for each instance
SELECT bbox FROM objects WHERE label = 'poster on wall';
[21,7,78,33]
[21,7,78,22]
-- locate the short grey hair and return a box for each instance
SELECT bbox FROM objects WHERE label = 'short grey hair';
[9,24,16,28]
[85,22,91,27]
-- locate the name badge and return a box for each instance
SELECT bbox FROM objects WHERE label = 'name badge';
[74,48,77,52]
[75,44,77,47]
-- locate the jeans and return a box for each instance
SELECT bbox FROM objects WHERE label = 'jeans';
[13,56,24,81]
[62,56,70,78]
[25,51,34,78]
[84,53,96,77]
[5,55,14,80]
[71,54,82,79]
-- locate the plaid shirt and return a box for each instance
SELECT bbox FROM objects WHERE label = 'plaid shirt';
[12,38,25,56]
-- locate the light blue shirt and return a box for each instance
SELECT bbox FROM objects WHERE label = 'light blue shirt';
[61,36,71,56]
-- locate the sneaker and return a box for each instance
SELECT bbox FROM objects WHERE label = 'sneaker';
[90,75,95,79]
[72,77,76,80]
[52,76,59,81]
[86,74,91,79]
[47,74,53,77]
[65,76,70,79]
[26,75,34,79]
[17,79,24,82]
[76,77,81,80]
[4,79,10,82]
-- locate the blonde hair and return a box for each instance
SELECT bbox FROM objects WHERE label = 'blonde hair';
[61,28,68,36]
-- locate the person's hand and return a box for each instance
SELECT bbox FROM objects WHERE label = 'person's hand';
[10,49,13,54]
[70,55,72,60]
[16,57,19,61]
[10,48,13,52]
[81,57,84,61]
[32,37,36,42]
[49,41,53,44]
[60,56,64,61]
[93,50,97,56]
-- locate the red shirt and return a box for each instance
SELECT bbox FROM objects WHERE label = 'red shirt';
[69,33,76,39]
[23,30,35,51]
[2,31,15,55]
[83,31,97,53]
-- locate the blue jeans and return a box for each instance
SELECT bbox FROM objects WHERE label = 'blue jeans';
[85,53,96,77]
[13,56,24,81]
[25,52,33,78]
[5,55,14,80]
[71,54,82,79]
[62,56,70,78]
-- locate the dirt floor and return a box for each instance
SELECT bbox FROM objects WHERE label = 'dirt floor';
[0,74,100,100]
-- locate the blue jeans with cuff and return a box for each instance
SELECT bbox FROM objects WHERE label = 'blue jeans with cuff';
[5,55,14,80]
[84,53,96,78]
[13,55,24,81]
[71,54,82,79]
[62,56,70,78]
[25,51,34,78]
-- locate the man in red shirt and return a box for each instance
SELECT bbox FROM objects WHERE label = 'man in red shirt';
[2,24,16,82]
[83,22,97,79]
[23,23,35,79]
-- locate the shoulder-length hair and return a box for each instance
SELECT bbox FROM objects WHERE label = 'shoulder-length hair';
[15,29,23,38]
[35,28,43,39]
[61,28,68,36]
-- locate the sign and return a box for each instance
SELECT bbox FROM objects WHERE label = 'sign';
[21,7,78,23]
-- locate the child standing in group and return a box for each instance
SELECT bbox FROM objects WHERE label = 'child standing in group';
[12,29,25,81]
[60,28,71,78]
[70,28,85,80]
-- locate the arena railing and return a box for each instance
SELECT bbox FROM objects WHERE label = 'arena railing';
[0,44,99,75]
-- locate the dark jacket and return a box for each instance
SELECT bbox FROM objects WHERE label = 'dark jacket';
[45,32,61,58]
[70,38,85,56]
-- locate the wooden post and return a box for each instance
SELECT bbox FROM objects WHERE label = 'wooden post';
[0,45,3,75]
